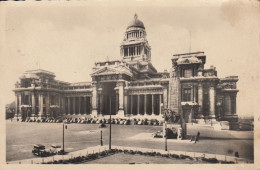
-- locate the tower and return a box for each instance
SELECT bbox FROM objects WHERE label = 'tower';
[120,14,157,79]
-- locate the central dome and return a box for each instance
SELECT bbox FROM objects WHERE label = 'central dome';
[127,14,145,29]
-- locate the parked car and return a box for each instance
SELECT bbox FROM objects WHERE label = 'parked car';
[153,130,163,138]
[49,144,63,155]
[32,144,49,156]
[99,123,106,128]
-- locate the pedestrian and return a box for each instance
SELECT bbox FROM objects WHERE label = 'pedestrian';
[194,136,197,144]
[197,131,200,141]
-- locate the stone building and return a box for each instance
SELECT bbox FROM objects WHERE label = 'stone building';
[13,14,239,123]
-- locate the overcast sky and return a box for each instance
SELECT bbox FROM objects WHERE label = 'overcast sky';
[0,0,259,117]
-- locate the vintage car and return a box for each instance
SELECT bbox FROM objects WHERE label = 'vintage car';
[32,144,49,156]
[49,144,63,155]
[99,123,106,128]
[153,130,163,138]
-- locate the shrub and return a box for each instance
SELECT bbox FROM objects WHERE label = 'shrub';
[156,152,161,156]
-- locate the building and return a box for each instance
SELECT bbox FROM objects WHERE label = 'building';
[13,14,239,123]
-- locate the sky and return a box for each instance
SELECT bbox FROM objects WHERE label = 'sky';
[0,0,259,117]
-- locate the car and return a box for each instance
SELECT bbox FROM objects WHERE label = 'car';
[49,144,63,155]
[99,123,106,128]
[32,144,46,156]
[153,130,163,138]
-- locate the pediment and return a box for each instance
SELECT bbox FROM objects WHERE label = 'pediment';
[91,67,119,76]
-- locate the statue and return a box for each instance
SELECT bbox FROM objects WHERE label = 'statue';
[164,108,180,123]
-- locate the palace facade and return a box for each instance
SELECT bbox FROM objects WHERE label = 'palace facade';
[13,14,239,123]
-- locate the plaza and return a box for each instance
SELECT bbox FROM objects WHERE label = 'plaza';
[6,121,253,163]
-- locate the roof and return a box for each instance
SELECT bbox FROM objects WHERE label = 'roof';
[127,14,145,29]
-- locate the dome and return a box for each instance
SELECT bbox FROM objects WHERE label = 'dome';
[127,14,145,29]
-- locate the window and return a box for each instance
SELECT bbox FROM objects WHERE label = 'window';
[124,48,128,56]
[137,46,141,55]
[183,88,191,101]
[184,69,192,78]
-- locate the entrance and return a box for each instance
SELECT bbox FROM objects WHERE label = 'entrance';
[100,82,117,115]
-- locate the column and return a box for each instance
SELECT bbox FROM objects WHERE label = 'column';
[73,97,76,115]
[15,94,18,118]
[91,83,98,117]
[209,86,216,119]
[152,94,154,115]
[117,82,125,117]
[60,96,64,116]
[198,84,203,118]
[31,93,35,116]
[224,94,231,115]
[159,94,162,115]
[163,88,167,109]
[39,94,43,118]
[19,94,22,116]
[46,93,50,117]
[144,95,147,115]
[233,95,236,115]
[115,93,118,113]
[79,97,81,114]
[68,97,71,115]
[191,85,194,102]
[124,93,128,115]
[84,97,87,115]
[131,95,133,115]
[137,95,140,115]
[100,94,103,115]
[194,86,197,103]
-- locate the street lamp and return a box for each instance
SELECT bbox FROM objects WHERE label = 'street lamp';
[164,109,167,151]
[109,95,112,150]
[62,123,67,155]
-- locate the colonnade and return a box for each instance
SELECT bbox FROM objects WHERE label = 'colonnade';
[125,94,162,116]
[65,96,91,115]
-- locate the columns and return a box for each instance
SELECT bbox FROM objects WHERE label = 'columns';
[198,84,203,118]
[152,94,154,115]
[144,95,147,115]
[224,94,231,115]
[209,86,216,119]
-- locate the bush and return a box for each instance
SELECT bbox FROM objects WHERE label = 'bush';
[202,157,219,163]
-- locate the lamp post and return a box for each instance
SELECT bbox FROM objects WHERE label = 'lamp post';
[164,109,167,151]
[100,130,103,146]
[62,123,65,155]
[109,95,112,150]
